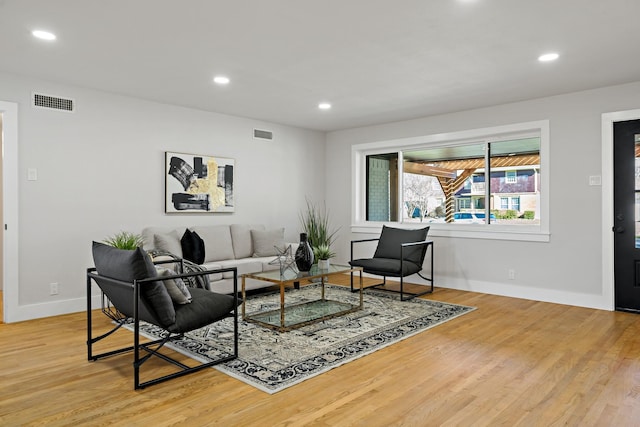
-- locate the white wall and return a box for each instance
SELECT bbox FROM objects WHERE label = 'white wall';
[326,81,640,310]
[0,71,325,322]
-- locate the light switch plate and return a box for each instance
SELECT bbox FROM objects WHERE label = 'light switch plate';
[589,175,601,186]
[27,168,38,181]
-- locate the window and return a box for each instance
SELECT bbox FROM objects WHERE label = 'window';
[399,137,538,225]
[366,153,399,221]
[458,198,471,210]
[353,121,549,241]
[511,197,520,211]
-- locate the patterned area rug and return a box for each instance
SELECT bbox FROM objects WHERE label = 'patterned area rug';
[134,284,475,394]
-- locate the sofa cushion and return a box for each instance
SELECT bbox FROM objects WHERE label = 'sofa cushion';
[199,261,224,282]
[92,241,176,327]
[217,258,265,278]
[251,228,285,257]
[153,230,183,258]
[192,225,234,262]
[230,224,264,259]
[260,257,280,272]
[181,229,205,264]
[156,267,192,304]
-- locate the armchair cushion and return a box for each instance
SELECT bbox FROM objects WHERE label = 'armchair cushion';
[92,241,176,327]
[170,288,237,333]
[349,257,422,277]
[373,225,430,264]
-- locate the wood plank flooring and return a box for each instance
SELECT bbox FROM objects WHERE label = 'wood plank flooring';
[1,279,640,426]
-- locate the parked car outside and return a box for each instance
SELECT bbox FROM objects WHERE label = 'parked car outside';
[453,212,496,223]
[424,212,497,223]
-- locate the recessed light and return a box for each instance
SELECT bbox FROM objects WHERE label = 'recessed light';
[318,102,331,110]
[538,52,559,62]
[213,76,230,85]
[32,30,56,41]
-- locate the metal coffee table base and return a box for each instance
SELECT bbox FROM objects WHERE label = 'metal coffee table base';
[242,265,363,332]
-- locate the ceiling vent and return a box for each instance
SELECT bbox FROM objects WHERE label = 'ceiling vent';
[253,128,273,141]
[32,93,75,112]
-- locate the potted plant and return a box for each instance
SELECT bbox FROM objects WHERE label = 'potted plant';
[299,198,340,264]
[104,231,144,250]
[313,244,335,269]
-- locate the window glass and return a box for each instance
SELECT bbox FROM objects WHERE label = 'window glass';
[403,173,445,222]
[489,137,540,225]
[403,143,485,223]
[635,135,640,247]
[366,153,399,221]
[511,197,520,211]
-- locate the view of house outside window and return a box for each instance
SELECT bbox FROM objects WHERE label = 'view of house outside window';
[366,136,541,226]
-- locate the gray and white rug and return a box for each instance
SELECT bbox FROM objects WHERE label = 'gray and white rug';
[134,284,475,394]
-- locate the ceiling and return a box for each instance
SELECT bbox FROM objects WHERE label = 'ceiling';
[1,0,639,132]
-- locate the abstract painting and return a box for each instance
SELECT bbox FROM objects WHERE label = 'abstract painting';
[165,151,234,213]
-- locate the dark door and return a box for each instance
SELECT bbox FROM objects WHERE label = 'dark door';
[614,119,640,312]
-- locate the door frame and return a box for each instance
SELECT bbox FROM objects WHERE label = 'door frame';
[602,109,640,311]
[0,100,19,323]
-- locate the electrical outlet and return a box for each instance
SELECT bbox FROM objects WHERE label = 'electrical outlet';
[508,269,515,280]
[50,282,59,295]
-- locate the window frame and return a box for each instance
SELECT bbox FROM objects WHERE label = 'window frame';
[351,120,550,242]
[500,197,509,209]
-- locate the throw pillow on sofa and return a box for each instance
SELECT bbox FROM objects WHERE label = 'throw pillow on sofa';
[153,230,183,258]
[251,228,285,257]
[181,229,205,264]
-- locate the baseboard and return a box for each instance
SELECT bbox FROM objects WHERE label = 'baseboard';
[7,274,612,323]
[5,294,101,323]
[439,278,611,311]
[362,273,611,311]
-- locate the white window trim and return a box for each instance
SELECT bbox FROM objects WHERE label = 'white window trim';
[351,120,550,242]
[500,197,509,209]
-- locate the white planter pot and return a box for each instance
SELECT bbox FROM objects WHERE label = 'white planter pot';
[318,259,330,269]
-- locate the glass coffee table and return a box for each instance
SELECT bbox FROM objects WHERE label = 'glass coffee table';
[241,264,363,332]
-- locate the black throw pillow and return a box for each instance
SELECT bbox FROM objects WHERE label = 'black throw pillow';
[181,229,205,264]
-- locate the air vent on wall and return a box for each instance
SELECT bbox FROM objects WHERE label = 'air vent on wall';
[253,128,273,141]
[32,93,75,112]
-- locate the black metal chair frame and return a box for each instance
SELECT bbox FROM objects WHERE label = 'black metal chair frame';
[350,238,434,301]
[86,260,239,390]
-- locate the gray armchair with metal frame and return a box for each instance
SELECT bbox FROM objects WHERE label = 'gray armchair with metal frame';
[349,225,433,301]
[86,241,239,390]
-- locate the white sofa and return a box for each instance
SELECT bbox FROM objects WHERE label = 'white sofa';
[142,224,292,294]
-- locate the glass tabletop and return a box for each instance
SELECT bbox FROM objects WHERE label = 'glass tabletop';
[243,263,358,284]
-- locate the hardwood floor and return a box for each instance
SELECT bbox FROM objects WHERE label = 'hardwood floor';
[1,278,639,426]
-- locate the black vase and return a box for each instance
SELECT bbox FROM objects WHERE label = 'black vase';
[295,233,314,272]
